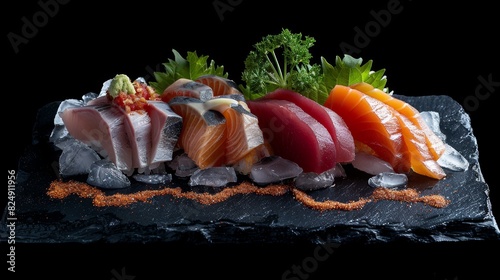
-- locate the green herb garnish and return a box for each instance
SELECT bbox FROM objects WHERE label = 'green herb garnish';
[321,54,390,95]
[149,49,228,94]
[239,29,390,104]
[239,28,323,101]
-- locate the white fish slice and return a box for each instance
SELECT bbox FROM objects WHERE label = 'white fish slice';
[121,109,152,173]
[60,104,134,175]
[146,101,183,169]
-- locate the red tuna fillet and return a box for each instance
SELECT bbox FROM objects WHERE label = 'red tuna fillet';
[246,98,336,174]
[260,89,355,163]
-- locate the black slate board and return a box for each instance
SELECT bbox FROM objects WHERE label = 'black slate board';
[2,94,499,245]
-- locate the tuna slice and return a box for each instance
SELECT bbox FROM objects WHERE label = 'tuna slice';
[145,101,183,169]
[169,97,227,169]
[246,98,336,174]
[161,78,214,104]
[60,104,134,174]
[261,89,355,163]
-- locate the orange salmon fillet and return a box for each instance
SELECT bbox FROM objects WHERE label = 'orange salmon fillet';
[350,82,446,160]
[195,74,243,96]
[324,85,411,173]
[169,98,226,169]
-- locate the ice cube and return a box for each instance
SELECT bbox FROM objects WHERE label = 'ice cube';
[133,174,172,185]
[352,152,394,175]
[59,140,101,177]
[188,167,237,187]
[82,92,98,104]
[420,111,447,142]
[99,79,112,97]
[87,159,131,189]
[294,168,336,191]
[168,153,199,177]
[49,99,84,145]
[368,172,408,189]
[249,156,303,185]
[437,143,469,172]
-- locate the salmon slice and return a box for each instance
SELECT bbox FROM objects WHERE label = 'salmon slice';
[394,111,446,179]
[350,82,446,160]
[204,98,265,165]
[195,74,243,96]
[324,85,411,173]
[169,97,226,169]
[161,78,214,104]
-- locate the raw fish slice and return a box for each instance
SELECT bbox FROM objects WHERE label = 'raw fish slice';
[161,78,214,103]
[350,82,446,160]
[204,98,265,165]
[121,109,151,172]
[60,104,134,174]
[261,89,355,163]
[324,85,411,173]
[393,111,446,179]
[169,97,227,169]
[246,98,336,174]
[89,95,152,172]
[195,74,243,96]
[145,101,183,169]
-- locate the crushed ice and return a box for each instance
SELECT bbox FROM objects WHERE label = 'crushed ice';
[188,167,237,187]
[294,163,346,191]
[437,144,470,171]
[168,153,199,177]
[368,172,408,189]
[58,139,101,177]
[133,174,172,185]
[421,111,469,172]
[249,156,303,185]
[420,111,446,142]
[87,159,131,189]
[352,152,394,175]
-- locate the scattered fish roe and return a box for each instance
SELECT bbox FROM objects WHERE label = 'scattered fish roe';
[47,180,450,210]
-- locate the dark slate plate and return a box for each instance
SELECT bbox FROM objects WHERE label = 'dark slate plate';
[2,95,499,245]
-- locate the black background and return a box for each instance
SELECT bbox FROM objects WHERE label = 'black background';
[4,0,499,279]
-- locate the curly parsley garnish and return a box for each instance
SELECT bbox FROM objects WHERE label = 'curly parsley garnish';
[239,28,323,101]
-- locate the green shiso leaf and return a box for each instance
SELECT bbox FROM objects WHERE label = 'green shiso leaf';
[149,49,228,94]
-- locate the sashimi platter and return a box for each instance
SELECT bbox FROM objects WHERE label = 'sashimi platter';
[5,29,499,244]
